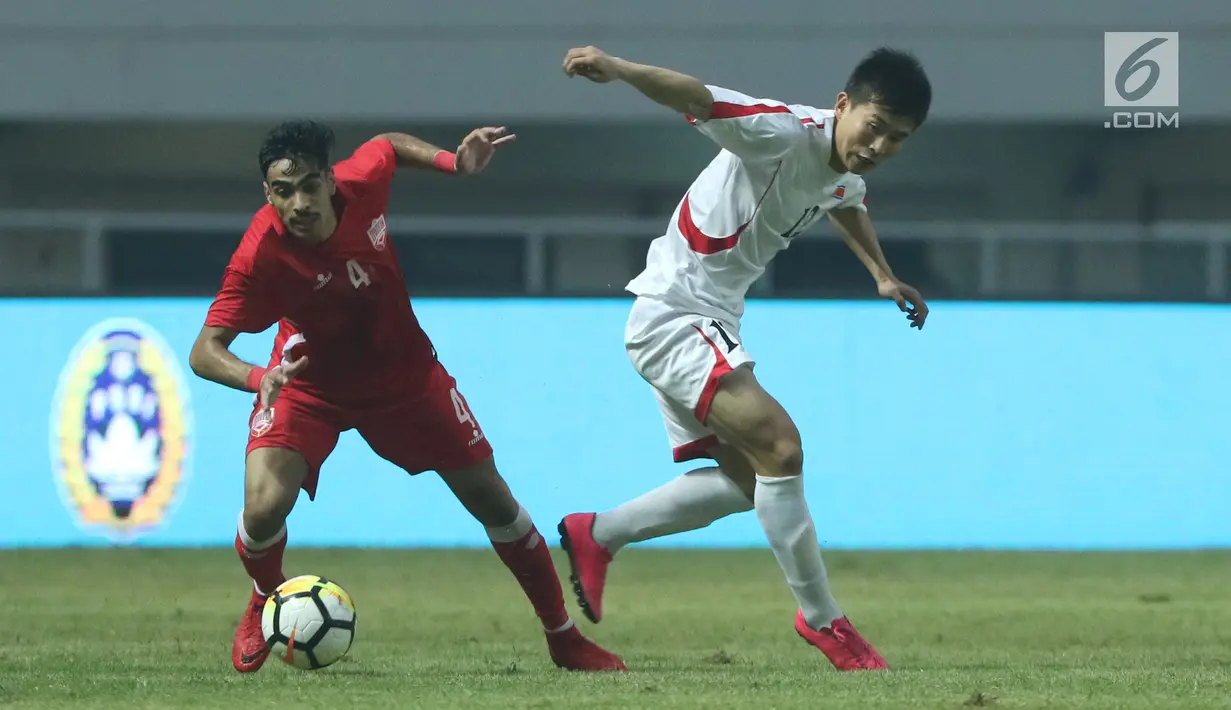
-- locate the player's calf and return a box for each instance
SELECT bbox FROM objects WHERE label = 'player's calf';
[711,443,758,498]
[563,446,756,624]
[440,457,628,670]
[232,447,307,673]
[439,457,571,630]
[438,455,521,527]
[706,367,848,632]
[238,447,307,595]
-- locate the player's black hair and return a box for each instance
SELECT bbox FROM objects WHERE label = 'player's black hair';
[258,119,336,178]
[844,48,932,128]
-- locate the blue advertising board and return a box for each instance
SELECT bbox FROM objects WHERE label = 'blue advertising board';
[4,298,1229,549]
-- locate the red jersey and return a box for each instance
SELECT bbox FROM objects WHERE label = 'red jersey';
[205,138,437,406]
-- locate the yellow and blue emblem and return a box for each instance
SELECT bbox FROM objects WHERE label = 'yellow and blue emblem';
[50,318,192,542]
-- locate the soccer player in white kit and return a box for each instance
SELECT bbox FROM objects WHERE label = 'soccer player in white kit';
[557,46,932,671]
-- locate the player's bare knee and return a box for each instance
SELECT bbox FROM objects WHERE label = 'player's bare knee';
[762,434,804,478]
[739,420,803,478]
[707,366,801,475]
[243,481,296,538]
[719,409,803,478]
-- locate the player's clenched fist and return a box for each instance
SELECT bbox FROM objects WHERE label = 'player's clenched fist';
[563,46,624,83]
[258,356,308,410]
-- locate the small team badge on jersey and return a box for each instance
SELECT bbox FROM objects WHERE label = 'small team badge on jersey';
[832,185,846,200]
[367,215,388,251]
[251,407,275,437]
[50,318,192,543]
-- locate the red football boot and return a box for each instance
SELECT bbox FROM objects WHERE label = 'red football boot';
[232,588,271,673]
[558,513,613,624]
[795,611,889,671]
[546,624,628,671]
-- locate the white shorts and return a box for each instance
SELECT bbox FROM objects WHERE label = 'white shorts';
[624,296,755,462]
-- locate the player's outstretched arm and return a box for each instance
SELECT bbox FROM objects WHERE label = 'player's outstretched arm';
[189,326,264,392]
[563,46,808,163]
[373,128,515,176]
[828,207,928,329]
[562,46,714,119]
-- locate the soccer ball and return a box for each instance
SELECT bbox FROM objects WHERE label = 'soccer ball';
[261,575,357,670]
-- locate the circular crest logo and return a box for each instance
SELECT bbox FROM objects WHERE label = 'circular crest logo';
[50,318,192,542]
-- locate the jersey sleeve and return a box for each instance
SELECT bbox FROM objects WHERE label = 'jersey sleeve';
[687,85,811,164]
[332,138,397,192]
[837,178,869,213]
[204,263,282,334]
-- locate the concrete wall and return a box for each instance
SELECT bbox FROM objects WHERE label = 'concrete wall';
[1,1,1226,121]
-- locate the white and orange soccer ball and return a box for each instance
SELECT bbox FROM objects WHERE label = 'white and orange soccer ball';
[261,575,357,670]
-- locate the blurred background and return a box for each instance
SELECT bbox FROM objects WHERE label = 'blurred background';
[3,0,1229,301]
[4,1,1230,550]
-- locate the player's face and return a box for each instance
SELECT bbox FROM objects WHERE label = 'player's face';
[831,93,916,174]
[263,157,337,242]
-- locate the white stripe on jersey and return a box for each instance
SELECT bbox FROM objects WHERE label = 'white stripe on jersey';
[627,85,869,321]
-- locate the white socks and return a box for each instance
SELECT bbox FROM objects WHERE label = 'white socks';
[754,475,843,630]
[585,468,843,630]
[591,467,753,553]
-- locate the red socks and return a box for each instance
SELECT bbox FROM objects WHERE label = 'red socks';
[235,512,287,596]
[488,508,570,631]
[234,505,569,632]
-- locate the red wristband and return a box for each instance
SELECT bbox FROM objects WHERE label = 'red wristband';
[245,366,267,393]
[432,150,457,173]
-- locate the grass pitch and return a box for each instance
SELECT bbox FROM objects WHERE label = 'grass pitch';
[1,548,1229,709]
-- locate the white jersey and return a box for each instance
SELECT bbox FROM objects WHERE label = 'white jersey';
[626,85,869,321]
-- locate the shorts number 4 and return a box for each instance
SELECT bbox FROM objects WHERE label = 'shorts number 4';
[450,388,484,443]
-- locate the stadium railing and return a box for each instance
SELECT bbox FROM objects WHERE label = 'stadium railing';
[0,210,1228,300]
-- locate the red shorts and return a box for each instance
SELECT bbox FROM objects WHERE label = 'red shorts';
[245,361,493,499]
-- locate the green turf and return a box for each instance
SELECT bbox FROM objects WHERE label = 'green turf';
[1,548,1229,709]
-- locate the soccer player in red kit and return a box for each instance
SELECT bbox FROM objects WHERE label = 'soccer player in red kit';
[189,120,626,673]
